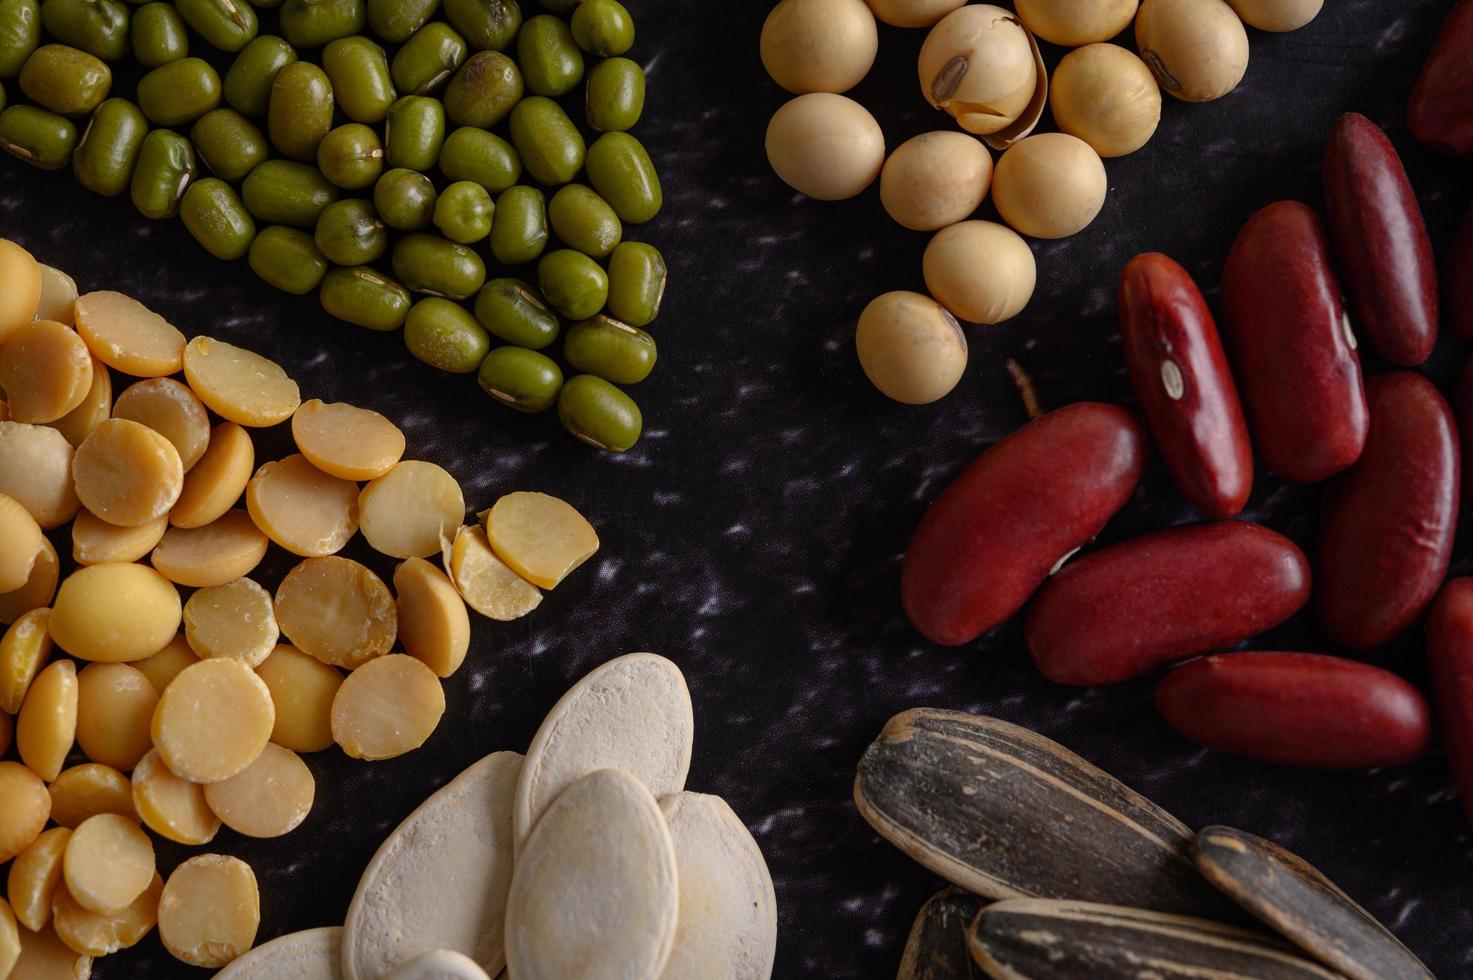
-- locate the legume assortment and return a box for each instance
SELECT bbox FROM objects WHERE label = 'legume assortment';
[759,0,1323,405]
[0,246,604,970]
[0,0,665,451]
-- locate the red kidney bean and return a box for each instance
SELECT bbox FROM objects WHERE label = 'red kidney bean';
[1026,521,1309,686]
[1429,579,1473,825]
[1155,652,1431,769]
[1322,113,1438,366]
[1408,0,1473,155]
[1220,201,1367,483]
[1315,371,1459,651]
[1451,202,1473,341]
[901,403,1148,646]
[1118,253,1253,517]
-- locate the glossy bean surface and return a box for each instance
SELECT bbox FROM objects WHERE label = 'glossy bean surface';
[901,402,1148,646]
[1220,200,1367,483]
[1155,652,1431,768]
[1118,252,1251,517]
[1027,522,1309,686]
[1316,370,1459,651]
[72,95,146,195]
[1323,112,1437,366]
[1408,0,1473,154]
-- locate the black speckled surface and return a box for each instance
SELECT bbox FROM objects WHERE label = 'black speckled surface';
[3,0,1473,976]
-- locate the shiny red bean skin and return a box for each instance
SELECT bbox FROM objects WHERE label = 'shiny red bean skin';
[1118,253,1253,517]
[901,403,1148,647]
[1322,113,1438,366]
[1026,522,1309,686]
[1315,371,1459,651]
[1408,0,1473,155]
[1220,201,1368,483]
[1155,652,1432,769]
[1429,579,1473,825]
[1451,202,1473,341]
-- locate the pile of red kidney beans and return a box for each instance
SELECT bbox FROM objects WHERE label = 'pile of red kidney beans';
[901,1,1473,819]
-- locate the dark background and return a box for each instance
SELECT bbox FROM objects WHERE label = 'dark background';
[3,0,1473,975]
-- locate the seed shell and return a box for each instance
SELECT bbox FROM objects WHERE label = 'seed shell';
[512,652,693,855]
[657,791,777,980]
[1192,825,1432,980]
[854,709,1231,917]
[898,887,986,980]
[966,899,1342,979]
[342,751,521,980]
[213,925,343,979]
[505,768,678,980]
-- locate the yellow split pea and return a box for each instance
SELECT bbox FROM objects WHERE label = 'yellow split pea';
[292,399,405,481]
[0,319,93,424]
[0,421,81,528]
[7,825,70,931]
[0,238,42,341]
[17,658,77,782]
[72,510,169,566]
[48,763,136,827]
[254,644,343,753]
[50,562,182,663]
[0,607,53,712]
[246,454,360,557]
[152,509,270,588]
[72,418,184,527]
[151,658,275,783]
[171,422,255,529]
[62,814,155,916]
[274,557,398,669]
[0,491,44,594]
[182,577,280,667]
[394,557,471,677]
[0,535,57,625]
[131,749,220,846]
[75,662,158,771]
[203,743,316,838]
[52,870,162,957]
[331,654,445,761]
[447,524,542,622]
[34,264,78,325]
[182,336,301,427]
[132,634,200,694]
[359,460,465,559]
[49,353,112,447]
[112,377,213,471]
[159,854,260,968]
[74,290,186,377]
[0,761,50,862]
[485,491,600,589]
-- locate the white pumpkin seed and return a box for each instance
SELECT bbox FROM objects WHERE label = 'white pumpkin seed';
[213,926,342,980]
[505,768,678,980]
[512,652,693,855]
[656,792,777,980]
[383,948,492,980]
[342,752,522,980]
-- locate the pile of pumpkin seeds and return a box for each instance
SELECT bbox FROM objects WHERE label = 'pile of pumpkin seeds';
[856,709,1432,980]
[216,652,778,980]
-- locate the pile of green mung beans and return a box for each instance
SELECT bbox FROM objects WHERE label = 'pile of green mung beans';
[0,0,664,452]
